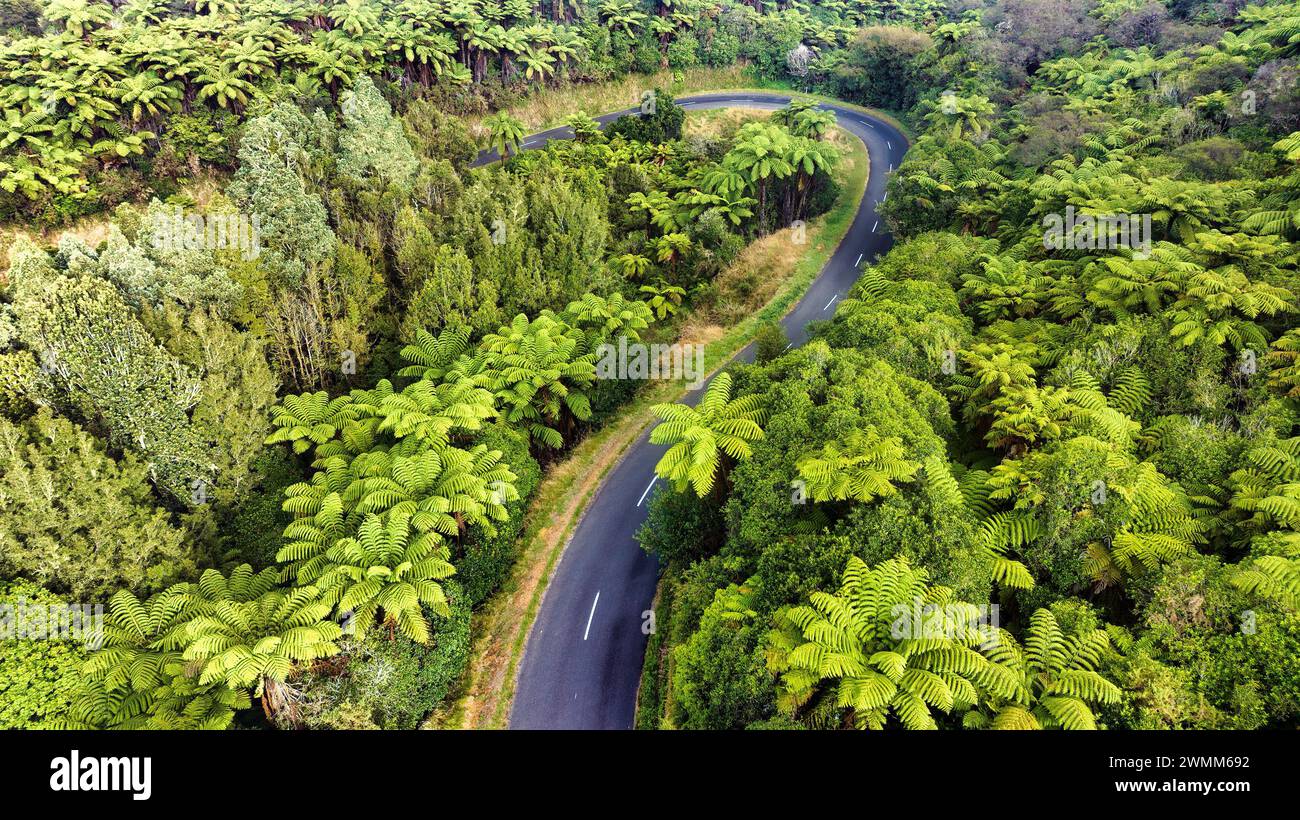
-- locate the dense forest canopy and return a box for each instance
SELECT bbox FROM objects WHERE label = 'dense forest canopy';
[0,0,1298,733]
[0,0,926,225]
[638,0,1300,731]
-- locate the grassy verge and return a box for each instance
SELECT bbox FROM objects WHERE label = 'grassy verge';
[634,575,674,729]
[464,65,756,132]
[439,107,870,729]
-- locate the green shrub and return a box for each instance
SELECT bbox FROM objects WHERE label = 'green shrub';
[638,479,727,566]
[454,423,542,606]
[670,583,774,729]
[222,448,303,569]
[667,32,701,70]
[606,90,685,145]
[0,580,88,729]
[753,321,789,364]
[298,582,473,730]
[0,409,196,599]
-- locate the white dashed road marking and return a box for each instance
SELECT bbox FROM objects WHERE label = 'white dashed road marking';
[584,592,600,641]
[636,476,658,507]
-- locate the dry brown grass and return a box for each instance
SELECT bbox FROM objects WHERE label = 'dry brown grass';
[682,106,771,141]
[708,229,805,327]
[704,128,861,326]
[464,64,754,132]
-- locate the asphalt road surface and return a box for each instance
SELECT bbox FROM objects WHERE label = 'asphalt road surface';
[473,92,909,729]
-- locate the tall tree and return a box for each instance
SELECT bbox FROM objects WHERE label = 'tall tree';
[482,111,526,165]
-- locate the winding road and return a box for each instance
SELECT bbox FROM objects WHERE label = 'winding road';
[473,92,909,729]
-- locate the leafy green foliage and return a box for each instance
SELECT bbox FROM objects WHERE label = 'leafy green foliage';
[769,557,1020,730]
[294,585,473,730]
[650,372,766,497]
[0,409,194,599]
[477,312,597,450]
[63,565,338,730]
[795,426,921,504]
[6,0,1300,735]
[0,580,87,729]
[297,511,455,644]
[605,90,685,144]
[971,608,1121,730]
[7,237,212,502]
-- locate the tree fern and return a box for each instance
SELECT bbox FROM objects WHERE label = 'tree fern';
[650,371,766,497]
[1083,461,1202,588]
[1106,367,1151,418]
[561,291,655,347]
[974,609,1120,730]
[1266,328,1300,398]
[795,426,920,504]
[65,565,341,728]
[477,312,596,450]
[61,585,249,730]
[1232,533,1300,610]
[265,391,358,455]
[769,557,1022,730]
[396,325,473,382]
[310,511,456,644]
[976,511,1037,590]
[1228,438,1300,542]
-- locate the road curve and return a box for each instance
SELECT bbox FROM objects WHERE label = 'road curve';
[473,93,909,729]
